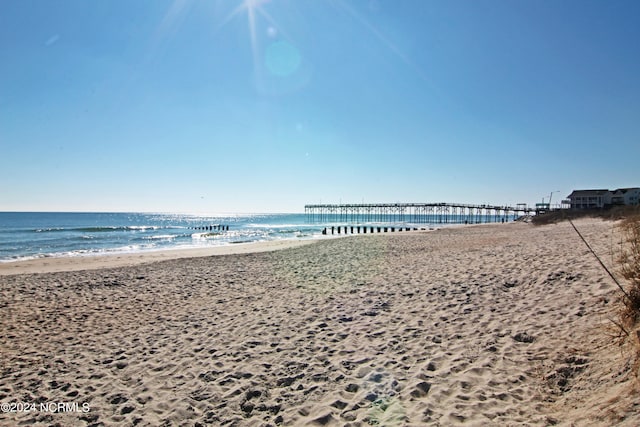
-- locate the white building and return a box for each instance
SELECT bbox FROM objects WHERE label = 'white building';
[567,188,640,209]
[567,189,610,209]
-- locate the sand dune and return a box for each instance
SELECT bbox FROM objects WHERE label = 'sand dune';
[1,219,638,426]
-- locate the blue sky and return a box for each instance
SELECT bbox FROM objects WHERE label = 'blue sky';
[1,0,639,213]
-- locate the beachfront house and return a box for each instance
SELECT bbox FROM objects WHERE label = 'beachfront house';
[566,189,610,209]
[567,188,640,209]
[611,188,640,206]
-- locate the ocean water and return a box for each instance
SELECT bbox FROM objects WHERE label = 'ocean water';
[0,211,515,263]
[0,212,326,262]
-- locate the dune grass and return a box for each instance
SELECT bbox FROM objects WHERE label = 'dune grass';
[617,214,640,369]
[531,206,640,226]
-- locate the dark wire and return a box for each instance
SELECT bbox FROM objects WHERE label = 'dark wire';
[568,218,630,301]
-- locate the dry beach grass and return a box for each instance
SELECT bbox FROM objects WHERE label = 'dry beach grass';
[1,219,639,426]
[614,214,640,382]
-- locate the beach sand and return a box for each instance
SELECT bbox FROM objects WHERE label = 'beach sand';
[1,219,638,426]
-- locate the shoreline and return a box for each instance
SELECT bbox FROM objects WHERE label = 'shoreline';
[0,238,319,276]
[0,226,447,276]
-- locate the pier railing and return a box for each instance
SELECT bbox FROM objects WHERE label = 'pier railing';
[305,203,534,224]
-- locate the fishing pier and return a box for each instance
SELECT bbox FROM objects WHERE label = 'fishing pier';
[305,203,534,225]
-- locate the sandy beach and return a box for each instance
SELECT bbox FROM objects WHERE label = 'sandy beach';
[1,219,638,426]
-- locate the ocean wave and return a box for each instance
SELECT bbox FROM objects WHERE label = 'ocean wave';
[246,223,305,229]
[191,232,224,239]
[275,228,303,234]
[33,227,66,233]
[143,234,178,241]
[33,225,179,233]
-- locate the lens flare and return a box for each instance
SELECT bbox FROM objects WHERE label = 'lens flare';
[265,41,301,77]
